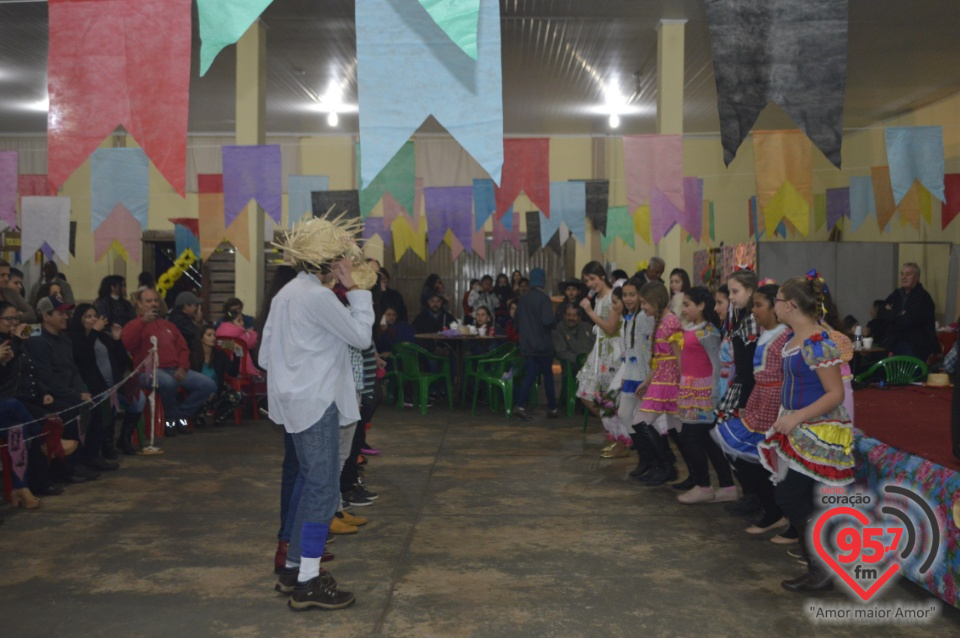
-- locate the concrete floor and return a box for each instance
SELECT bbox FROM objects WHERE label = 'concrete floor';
[1,404,958,637]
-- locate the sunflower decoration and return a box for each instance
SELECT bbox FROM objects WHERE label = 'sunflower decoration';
[274,206,380,291]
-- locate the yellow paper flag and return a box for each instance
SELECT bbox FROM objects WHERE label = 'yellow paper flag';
[919,183,932,224]
[754,130,814,215]
[898,181,921,229]
[871,166,897,231]
[634,204,651,245]
[814,193,827,231]
[765,181,810,237]
[392,215,426,261]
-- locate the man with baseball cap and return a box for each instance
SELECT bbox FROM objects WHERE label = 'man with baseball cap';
[168,290,203,344]
[25,295,117,474]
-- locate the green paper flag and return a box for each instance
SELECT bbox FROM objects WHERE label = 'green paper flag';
[198,0,273,76]
[814,193,827,231]
[357,142,416,219]
[417,0,480,60]
[601,206,633,252]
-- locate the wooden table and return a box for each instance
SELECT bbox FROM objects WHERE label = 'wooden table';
[415,333,509,405]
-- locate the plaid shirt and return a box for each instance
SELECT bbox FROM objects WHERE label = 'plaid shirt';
[715,312,760,415]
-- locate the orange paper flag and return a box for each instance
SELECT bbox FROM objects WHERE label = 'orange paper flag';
[871,167,897,231]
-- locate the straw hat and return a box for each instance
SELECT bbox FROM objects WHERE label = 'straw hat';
[274,209,378,290]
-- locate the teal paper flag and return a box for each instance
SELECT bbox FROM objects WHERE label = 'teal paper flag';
[601,206,633,252]
[91,148,149,230]
[473,178,495,230]
[417,0,480,60]
[848,176,874,232]
[356,0,503,187]
[358,142,415,219]
[198,0,273,76]
[884,126,946,205]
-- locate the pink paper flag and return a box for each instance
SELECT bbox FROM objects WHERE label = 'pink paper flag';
[47,0,191,195]
[624,135,683,214]
[94,203,142,263]
[471,226,486,260]
[680,177,703,241]
[0,151,18,228]
[495,139,550,219]
[650,188,681,244]
[492,210,520,251]
[448,234,466,261]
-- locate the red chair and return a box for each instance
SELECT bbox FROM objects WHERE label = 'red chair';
[217,339,266,422]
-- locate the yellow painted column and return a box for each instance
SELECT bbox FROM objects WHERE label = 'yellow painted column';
[234,21,267,310]
[656,19,686,274]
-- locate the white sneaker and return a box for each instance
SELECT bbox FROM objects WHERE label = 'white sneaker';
[713,486,740,503]
[677,486,715,504]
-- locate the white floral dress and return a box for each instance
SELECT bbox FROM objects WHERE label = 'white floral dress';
[576,292,622,400]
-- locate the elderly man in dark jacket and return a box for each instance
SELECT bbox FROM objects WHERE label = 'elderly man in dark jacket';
[877,262,939,362]
[513,268,559,421]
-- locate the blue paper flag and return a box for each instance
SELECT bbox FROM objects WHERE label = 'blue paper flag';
[848,176,875,232]
[501,204,514,229]
[356,0,503,187]
[288,175,330,227]
[545,182,587,244]
[884,126,946,205]
[174,223,200,260]
[90,148,149,230]
[473,178,495,230]
[775,220,788,238]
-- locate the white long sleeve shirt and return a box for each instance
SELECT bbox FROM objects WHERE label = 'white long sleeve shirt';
[259,272,374,432]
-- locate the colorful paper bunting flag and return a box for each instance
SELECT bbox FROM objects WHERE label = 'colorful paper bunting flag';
[754,130,813,234]
[871,167,896,231]
[18,175,53,199]
[416,0,480,60]
[546,182,587,244]
[21,196,71,262]
[680,177,703,241]
[491,211,519,252]
[358,141,415,219]
[704,0,848,167]
[223,145,282,226]
[601,206,633,252]
[94,203,141,262]
[814,193,827,231]
[199,186,249,261]
[765,181,810,236]
[524,210,541,256]
[91,148,150,231]
[706,200,715,242]
[473,178,496,231]
[0,152,17,229]
[897,182,921,229]
[496,139,550,219]
[424,186,473,256]
[471,225,486,260]
[634,204,651,245]
[623,135,683,216]
[446,232,466,261]
[288,176,330,228]
[825,188,849,231]
[47,0,191,195]
[650,188,681,244]
[362,217,391,246]
[312,190,361,222]
[584,180,610,235]
[171,217,201,259]
[942,174,960,230]
[198,0,273,76]
[884,126,946,204]
[356,0,503,187]
[848,176,874,232]
[392,215,427,261]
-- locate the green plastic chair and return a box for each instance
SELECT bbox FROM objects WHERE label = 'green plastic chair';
[383,358,402,407]
[558,353,589,417]
[473,350,520,417]
[853,355,928,386]
[461,342,517,404]
[393,342,454,414]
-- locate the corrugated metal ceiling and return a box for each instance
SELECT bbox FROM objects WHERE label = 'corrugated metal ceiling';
[0,1,958,137]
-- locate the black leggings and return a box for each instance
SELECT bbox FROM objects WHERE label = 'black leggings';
[735,459,782,522]
[680,422,734,488]
[774,469,818,528]
[340,392,377,491]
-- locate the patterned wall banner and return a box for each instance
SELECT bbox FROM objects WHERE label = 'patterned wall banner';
[704,0,848,167]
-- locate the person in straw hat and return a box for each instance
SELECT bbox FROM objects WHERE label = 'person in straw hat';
[260,214,377,611]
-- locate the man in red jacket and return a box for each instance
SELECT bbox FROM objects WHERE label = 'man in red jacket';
[122,288,216,435]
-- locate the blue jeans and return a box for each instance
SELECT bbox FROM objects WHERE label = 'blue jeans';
[144,368,216,421]
[278,432,300,542]
[516,355,557,410]
[287,404,341,562]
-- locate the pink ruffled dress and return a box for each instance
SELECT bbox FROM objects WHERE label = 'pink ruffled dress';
[636,312,682,433]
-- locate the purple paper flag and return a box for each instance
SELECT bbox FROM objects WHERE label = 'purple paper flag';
[363,217,391,246]
[0,151,17,229]
[40,242,55,260]
[222,145,283,226]
[680,177,704,241]
[650,188,681,244]
[424,186,473,255]
[8,425,27,483]
[825,187,850,231]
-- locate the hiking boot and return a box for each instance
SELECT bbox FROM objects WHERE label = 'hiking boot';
[337,510,368,527]
[342,489,374,507]
[288,572,356,610]
[329,517,359,535]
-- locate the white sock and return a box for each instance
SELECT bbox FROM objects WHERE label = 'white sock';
[298,557,321,583]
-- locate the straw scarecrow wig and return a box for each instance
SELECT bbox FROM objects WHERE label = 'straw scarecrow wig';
[274,208,379,291]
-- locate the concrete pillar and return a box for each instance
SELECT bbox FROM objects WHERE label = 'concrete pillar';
[234,21,266,310]
[656,19,686,273]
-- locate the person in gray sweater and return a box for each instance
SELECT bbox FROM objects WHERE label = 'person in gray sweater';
[552,305,595,367]
[513,268,559,421]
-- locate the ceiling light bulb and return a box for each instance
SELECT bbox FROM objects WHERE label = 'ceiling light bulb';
[327,111,339,127]
[609,113,620,129]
